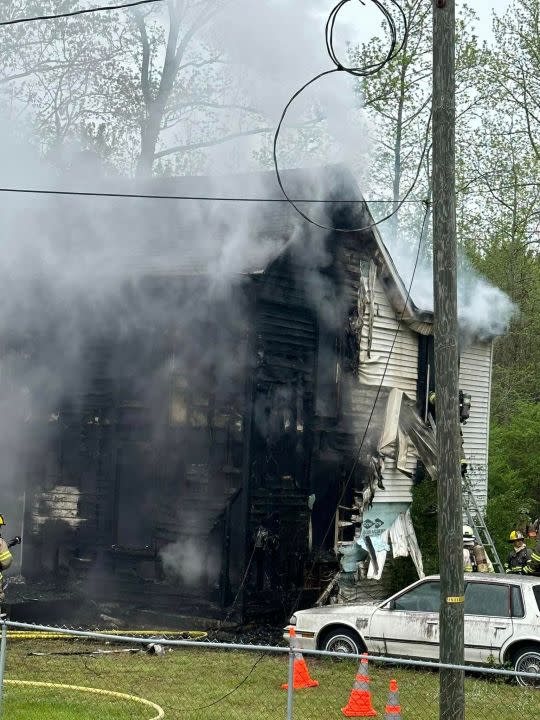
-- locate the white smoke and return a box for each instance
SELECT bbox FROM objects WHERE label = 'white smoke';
[456,273,517,342]
[377,219,517,343]
[199,0,371,177]
[161,538,212,587]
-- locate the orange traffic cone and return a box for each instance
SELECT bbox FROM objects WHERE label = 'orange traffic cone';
[341,654,377,717]
[384,679,402,719]
[281,628,319,690]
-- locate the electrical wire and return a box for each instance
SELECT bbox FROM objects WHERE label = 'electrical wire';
[273,0,414,234]
[173,651,266,712]
[0,0,164,27]
[287,201,431,616]
[178,537,266,712]
[220,541,258,625]
[326,0,406,76]
[0,186,425,204]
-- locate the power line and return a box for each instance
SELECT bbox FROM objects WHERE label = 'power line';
[0,0,164,27]
[0,186,427,204]
[8,179,538,202]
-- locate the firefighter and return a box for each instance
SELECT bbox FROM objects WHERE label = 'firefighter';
[0,515,13,605]
[522,535,540,577]
[0,515,21,609]
[505,530,532,573]
[463,525,494,573]
[463,526,477,572]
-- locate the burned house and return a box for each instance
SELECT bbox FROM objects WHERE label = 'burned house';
[4,165,503,622]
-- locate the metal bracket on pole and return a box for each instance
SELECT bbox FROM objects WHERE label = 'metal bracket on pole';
[0,621,7,717]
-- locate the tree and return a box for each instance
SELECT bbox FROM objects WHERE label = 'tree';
[350,1,480,246]
[486,402,540,559]
[350,0,432,235]
[458,0,540,416]
[0,1,275,175]
[457,0,540,552]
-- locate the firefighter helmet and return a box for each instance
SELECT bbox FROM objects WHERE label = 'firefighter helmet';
[0,515,5,526]
[508,530,525,543]
[463,525,475,540]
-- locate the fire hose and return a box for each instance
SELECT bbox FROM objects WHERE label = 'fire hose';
[4,679,165,719]
[8,629,207,640]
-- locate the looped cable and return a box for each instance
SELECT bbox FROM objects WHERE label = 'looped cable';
[325,0,406,77]
[273,0,411,234]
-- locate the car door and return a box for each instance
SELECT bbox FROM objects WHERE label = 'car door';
[464,581,515,663]
[367,580,440,659]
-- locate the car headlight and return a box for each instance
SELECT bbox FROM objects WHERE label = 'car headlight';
[289,614,297,626]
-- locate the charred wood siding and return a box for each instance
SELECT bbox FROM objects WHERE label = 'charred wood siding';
[245,258,317,607]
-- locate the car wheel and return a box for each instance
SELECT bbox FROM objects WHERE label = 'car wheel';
[322,628,363,656]
[513,645,540,688]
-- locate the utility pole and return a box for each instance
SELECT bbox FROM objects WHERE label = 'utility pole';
[432,1,465,719]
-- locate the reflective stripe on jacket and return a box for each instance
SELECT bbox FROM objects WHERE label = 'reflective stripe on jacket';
[523,540,540,576]
[0,539,12,570]
[506,545,532,571]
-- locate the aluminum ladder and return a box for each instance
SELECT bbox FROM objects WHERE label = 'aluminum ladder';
[428,413,504,573]
[462,475,504,572]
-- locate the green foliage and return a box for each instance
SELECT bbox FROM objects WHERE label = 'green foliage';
[384,474,439,595]
[486,402,540,560]
[410,477,440,576]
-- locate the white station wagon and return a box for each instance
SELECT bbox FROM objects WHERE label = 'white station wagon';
[286,574,540,685]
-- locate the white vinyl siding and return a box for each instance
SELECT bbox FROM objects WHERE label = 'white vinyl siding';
[355,277,419,504]
[459,341,493,511]
[349,275,494,510]
[358,283,418,395]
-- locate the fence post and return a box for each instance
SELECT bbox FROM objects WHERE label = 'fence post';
[286,637,295,720]
[0,620,7,717]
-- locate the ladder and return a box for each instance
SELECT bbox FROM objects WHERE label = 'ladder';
[462,476,504,572]
[428,414,504,573]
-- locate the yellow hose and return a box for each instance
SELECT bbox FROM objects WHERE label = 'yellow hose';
[5,679,165,719]
[8,629,207,641]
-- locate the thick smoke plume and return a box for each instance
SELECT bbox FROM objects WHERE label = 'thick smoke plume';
[0,2,371,582]
[0,1,514,589]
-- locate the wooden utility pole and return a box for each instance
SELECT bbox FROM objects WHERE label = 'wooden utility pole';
[432,1,465,719]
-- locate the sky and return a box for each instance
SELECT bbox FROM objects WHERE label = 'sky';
[344,0,512,45]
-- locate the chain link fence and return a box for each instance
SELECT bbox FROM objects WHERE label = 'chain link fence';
[0,620,537,719]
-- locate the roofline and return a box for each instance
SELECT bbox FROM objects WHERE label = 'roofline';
[358,198,434,333]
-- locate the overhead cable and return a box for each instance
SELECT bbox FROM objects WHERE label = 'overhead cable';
[273,0,416,234]
[0,186,426,204]
[0,0,164,27]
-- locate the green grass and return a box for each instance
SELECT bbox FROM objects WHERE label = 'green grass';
[3,688,150,720]
[2,639,538,719]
